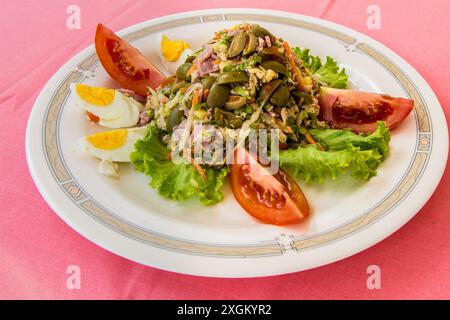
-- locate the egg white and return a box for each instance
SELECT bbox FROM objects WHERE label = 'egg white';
[77,126,148,162]
[98,95,142,128]
[71,84,142,128]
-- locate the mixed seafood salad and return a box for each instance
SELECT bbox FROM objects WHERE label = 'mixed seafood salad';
[72,23,414,225]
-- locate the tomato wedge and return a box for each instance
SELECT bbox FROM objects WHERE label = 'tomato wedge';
[95,23,165,96]
[230,148,310,225]
[318,87,414,134]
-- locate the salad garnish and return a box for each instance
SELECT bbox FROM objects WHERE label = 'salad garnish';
[71,23,414,225]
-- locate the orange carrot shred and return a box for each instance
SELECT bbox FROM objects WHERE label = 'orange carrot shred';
[193,162,207,180]
[305,133,317,145]
[192,89,202,106]
[283,42,306,92]
[187,64,198,76]
[203,88,210,100]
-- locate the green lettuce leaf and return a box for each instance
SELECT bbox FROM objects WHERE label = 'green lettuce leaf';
[292,47,348,89]
[279,145,383,183]
[131,126,229,205]
[310,122,391,158]
[278,122,390,183]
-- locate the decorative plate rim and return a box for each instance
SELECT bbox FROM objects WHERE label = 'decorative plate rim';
[26,8,448,277]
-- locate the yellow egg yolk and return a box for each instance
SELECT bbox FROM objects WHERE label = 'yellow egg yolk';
[161,35,189,62]
[76,84,115,106]
[86,129,128,150]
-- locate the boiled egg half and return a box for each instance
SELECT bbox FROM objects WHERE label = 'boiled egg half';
[157,34,193,74]
[71,83,142,128]
[77,126,148,162]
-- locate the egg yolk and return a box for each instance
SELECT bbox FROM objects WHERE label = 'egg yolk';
[161,35,189,62]
[76,84,115,106]
[86,129,128,150]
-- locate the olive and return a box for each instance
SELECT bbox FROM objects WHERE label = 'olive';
[215,71,249,85]
[176,63,192,81]
[206,84,230,108]
[260,47,285,62]
[242,32,257,56]
[167,106,184,133]
[261,61,288,75]
[185,55,195,63]
[227,31,247,58]
[259,79,282,104]
[224,95,247,110]
[292,90,313,105]
[170,80,187,94]
[201,76,215,90]
[249,24,272,38]
[214,108,243,128]
[270,85,291,106]
[227,117,244,128]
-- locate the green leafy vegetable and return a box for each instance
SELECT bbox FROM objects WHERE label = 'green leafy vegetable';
[279,145,383,183]
[131,126,229,205]
[292,47,348,89]
[232,86,250,98]
[278,122,390,183]
[310,121,390,158]
[224,54,262,72]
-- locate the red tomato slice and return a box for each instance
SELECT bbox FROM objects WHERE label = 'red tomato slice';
[230,148,310,225]
[95,23,165,96]
[318,87,414,133]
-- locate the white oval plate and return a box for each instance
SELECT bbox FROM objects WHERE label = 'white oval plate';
[26,9,448,278]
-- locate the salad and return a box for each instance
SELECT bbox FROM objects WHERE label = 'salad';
[71,23,414,225]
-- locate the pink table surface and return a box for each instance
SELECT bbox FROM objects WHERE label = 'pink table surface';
[1,0,449,300]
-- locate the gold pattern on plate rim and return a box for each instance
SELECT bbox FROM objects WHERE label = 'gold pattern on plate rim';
[42,14,431,257]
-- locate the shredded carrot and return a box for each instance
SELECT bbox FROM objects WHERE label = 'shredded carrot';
[213,59,221,65]
[187,64,198,76]
[203,88,210,100]
[193,162,207,180]
[179,87,187,94]
[305,132,317,145]
[283,42,306,92]
[192,89,202,106]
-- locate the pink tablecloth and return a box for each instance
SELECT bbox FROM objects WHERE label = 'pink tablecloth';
[1,0,449,299]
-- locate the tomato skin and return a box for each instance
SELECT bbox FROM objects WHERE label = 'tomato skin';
[318,87,414,133]
[86,111,99,122]
[230,149,310,225]
[95,24,165,96]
